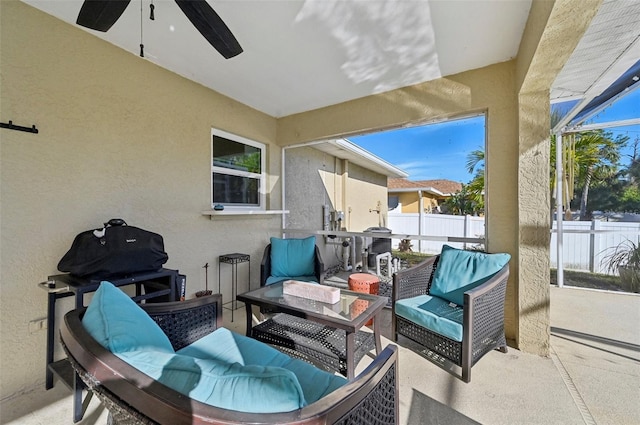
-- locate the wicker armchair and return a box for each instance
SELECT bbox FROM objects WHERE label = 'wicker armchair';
[60,294,399,424]
[260,241,325,287]
[392,253,510,383]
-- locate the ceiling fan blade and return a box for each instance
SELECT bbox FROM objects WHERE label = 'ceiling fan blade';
[174,0,243,59]
[76,0,131,32]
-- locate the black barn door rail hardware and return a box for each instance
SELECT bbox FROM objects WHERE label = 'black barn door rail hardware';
[1,120,39,134]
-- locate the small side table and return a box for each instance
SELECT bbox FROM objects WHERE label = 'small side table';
[219,253,250,322]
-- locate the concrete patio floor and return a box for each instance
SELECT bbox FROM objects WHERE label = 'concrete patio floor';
[1,285,638,425]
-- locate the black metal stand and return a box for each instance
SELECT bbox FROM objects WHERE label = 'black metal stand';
[218,253,250,322]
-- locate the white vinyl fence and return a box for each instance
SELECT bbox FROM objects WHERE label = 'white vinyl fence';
[388,212,640,276]
[550,220,640,274]
[387,213,485,254]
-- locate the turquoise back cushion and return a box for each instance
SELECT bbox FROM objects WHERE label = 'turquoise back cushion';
[82,281,174,354]
[430,245,510,306]
[270,237,315,277]
[178,327,346,404]
[117,350,307,413]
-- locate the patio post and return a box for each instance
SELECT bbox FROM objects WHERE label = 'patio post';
[555,130,564,288]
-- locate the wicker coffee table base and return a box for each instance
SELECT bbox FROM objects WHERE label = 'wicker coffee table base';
[252,313,376,377]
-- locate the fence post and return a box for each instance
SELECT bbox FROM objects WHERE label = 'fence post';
[464,215,472,250]
[419,209,424,254]
[589,220,596,273]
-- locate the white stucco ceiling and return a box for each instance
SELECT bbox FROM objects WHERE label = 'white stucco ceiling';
[20,0,640,121]
[22,0,532,118]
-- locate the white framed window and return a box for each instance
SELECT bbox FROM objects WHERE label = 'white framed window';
[211,129,266,210]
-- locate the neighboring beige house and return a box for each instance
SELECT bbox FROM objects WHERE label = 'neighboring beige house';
[0,0,608,402]
[285,139,407,269]
[388,178,462,213]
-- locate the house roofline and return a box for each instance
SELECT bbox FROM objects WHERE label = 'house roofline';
[333,139,408,178]
[389,187,449,197]
[297,138,408,178]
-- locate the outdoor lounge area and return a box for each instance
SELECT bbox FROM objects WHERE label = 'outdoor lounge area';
[3,1,640,424]
[1,284,638,424]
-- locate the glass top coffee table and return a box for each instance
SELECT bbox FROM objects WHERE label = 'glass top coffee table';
[237,281,387,379]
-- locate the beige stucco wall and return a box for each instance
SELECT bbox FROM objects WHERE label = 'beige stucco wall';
[395,192,441,214]
[0,1,282,399]
[344,163,389,231]
[0,0,601,401]
[284,145,388,268]
[398,193,419,213]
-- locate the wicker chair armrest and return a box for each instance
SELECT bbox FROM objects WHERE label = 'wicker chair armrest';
[392,255,438,302]
[294,344,398,424]
[260,244,272,287]
[463,264,510,306]
[314,245,325,285]
[141,294,223,351]
[463,264,510,355]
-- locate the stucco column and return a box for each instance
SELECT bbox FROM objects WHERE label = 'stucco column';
[482,61,519,346]
[517,90,551,356]
[511,0,601,356]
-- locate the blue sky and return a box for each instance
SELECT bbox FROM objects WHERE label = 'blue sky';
[350,88,640,184]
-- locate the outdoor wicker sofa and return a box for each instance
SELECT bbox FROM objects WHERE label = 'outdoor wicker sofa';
[60,288,399,425]
[392,245,510,383]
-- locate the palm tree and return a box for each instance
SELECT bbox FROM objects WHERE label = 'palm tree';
[549,110,576,221]
[443,184,483,215]
[572,130,625,220]
[465,149,485,176]
[619,138,639,213]
[465,126,625,221]
[465,148,485,212]
[550,105,627,221]
[443,150,485,216]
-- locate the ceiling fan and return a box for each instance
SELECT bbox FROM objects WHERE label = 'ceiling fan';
[76,0,243,59]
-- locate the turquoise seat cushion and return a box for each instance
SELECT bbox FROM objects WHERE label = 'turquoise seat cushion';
[395,294,464,342]
[116,350,306,413]
[430,245,511,306]
[270,236,316,278]
[265,275,318,286]
[178,327,347,404]
[82,281,174,354]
